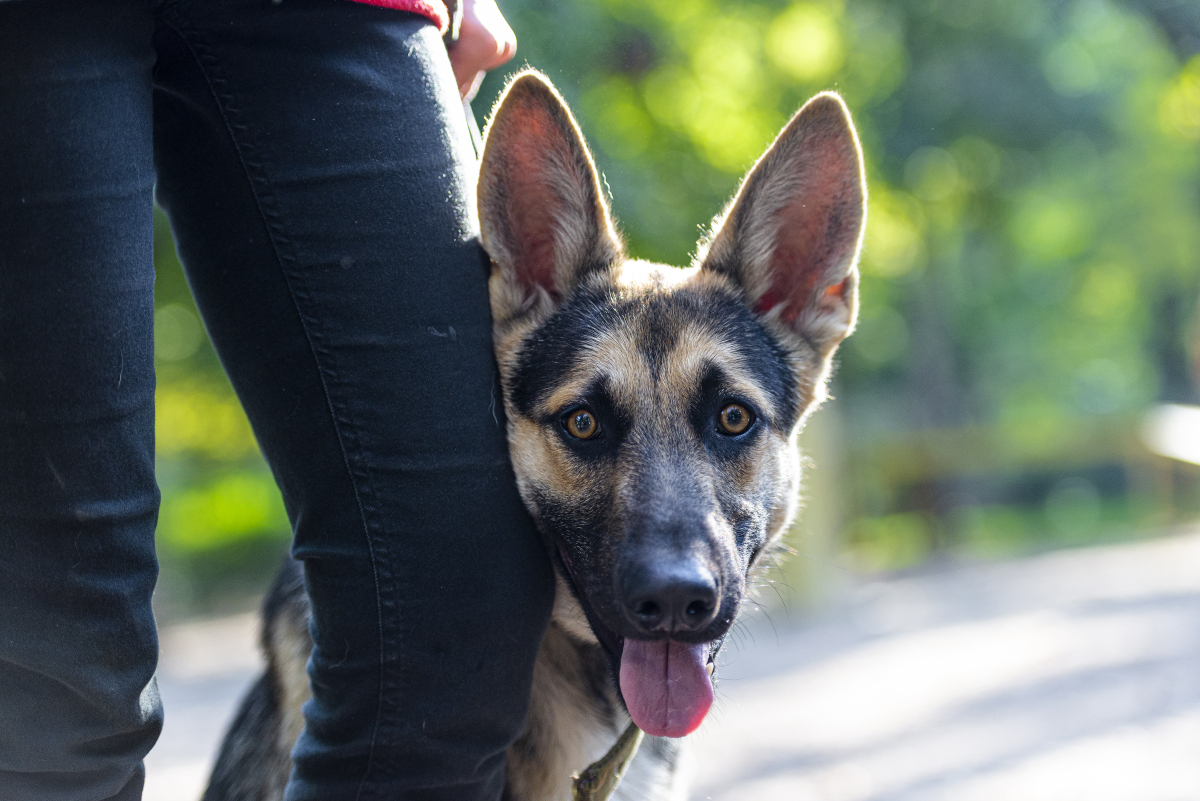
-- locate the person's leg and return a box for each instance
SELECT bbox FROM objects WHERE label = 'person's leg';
[150,2,554,799]
[0,1,162,800]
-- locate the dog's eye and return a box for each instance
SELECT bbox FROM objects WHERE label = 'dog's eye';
[564,408,599,440]
[717,403,752,435]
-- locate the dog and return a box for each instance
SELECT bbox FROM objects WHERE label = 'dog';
[202,70,866,801]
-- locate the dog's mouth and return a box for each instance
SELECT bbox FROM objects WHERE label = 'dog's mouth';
[555,543,718,738]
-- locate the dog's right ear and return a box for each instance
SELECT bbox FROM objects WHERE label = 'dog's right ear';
[479,71,623,324]
[698,93,866,362]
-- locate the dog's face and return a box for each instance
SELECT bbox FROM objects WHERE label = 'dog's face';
[478,72,865,739]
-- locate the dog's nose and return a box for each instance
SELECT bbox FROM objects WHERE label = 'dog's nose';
[621,562,720,634]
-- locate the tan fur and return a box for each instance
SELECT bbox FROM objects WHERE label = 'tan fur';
[270,601,312,763]
[478,72,865,800]
[206,70,863,801]
[508,592,621,800]
[500,264,808,560]
[478,72,866,800]
[510,580,690,801]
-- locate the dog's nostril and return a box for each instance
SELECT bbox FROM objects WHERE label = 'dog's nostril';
[635,600,661,620]
[622,562,721,633]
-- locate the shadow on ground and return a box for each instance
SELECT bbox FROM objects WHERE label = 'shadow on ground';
[145,530,1200,801]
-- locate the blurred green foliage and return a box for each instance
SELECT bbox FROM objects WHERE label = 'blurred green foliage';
[152,209,290,617]
[479,0,1199,423]
[472,0,1200,573]
[152,0,1200,611]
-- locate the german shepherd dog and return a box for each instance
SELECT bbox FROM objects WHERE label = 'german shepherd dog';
[203,71,866,801]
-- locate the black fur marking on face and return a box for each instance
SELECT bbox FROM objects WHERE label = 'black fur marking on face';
[511,280,800,428]
[638,290,682,379]
[719,485,769,555]
[532,487,627,670]
[543,377,631,463]
[690,363,764,462]
[530,485,610,564]
[510,285,625,419]
[684,287,801,429]
[641,283,800,426]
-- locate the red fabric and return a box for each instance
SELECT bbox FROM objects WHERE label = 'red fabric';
[348,0,449,34]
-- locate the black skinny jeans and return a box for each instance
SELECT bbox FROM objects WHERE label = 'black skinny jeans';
[0,1,553,799]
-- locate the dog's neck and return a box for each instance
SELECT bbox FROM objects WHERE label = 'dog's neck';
[571,721,644,800]
[505,576,686,800]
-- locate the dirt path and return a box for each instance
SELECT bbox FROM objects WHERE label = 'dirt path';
[146,530,1200,801]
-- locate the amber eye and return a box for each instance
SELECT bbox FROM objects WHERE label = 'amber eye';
[564,408,599,440]
[717,403,752,435]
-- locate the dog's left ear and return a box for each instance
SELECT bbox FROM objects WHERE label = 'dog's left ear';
[479,70,623,324]
[699,93,866,359]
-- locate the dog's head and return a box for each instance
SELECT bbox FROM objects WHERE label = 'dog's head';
[479,72,865,738]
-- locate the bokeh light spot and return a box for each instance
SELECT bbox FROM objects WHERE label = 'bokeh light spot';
[582,77,653,158]
[155,303,203,362]
[904,147,960,202]
[1009,194,1094,262]
[851,306,910,366]
[1158,56,1200,142]
[766,4,845,83]
[863,190,926,278]
[1044,40,1100,97]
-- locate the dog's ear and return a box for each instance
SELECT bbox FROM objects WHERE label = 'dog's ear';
[699,92,866,359]
[479,70,623,323]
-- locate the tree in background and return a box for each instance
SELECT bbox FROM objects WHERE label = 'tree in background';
[474,0,1200,567]
[152,0,1200,609]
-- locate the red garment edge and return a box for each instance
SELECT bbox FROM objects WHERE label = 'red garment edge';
[347,0,449,34]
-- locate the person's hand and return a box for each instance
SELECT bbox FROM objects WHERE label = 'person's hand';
[447,0,516,102]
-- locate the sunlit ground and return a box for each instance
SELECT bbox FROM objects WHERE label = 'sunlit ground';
[145,528,1200,801]
[691,529,1200,801]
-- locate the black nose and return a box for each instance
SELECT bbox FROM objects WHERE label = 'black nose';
[622,562,720,634]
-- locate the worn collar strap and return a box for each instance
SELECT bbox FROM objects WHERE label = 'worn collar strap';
[571,722,645,801]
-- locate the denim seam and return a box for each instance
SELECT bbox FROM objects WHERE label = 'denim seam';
[153,8,392,796]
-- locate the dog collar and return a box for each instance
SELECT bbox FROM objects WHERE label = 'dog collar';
[571,721,644,801]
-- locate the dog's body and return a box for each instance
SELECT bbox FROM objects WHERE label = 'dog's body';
[203,72,865,801]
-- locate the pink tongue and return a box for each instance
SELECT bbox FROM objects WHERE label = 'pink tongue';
[619,640,713,738]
